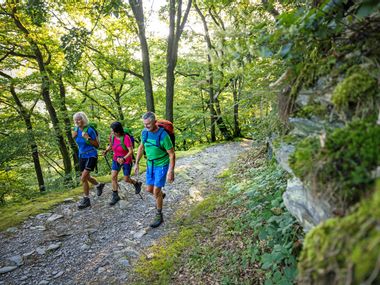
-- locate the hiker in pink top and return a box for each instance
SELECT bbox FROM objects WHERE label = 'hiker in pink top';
[103,122,142,205]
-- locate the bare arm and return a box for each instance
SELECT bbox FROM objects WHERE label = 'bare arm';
[134,143,145,175]
[166,148,175,183]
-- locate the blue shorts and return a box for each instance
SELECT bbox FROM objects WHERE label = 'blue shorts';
[146,164,169,188]
[112,160,132,176]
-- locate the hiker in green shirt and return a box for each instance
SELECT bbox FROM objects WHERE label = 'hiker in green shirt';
[134,112,175,228]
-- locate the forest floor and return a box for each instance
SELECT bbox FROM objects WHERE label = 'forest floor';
[0,141,251,285]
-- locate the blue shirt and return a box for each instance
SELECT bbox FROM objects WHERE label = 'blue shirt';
[75,127,98,158]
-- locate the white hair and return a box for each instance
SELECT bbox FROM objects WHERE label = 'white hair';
[73,111,89,126]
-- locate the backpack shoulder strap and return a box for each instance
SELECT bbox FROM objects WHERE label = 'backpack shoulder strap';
[156,127,166,148]
[142,129,148,145]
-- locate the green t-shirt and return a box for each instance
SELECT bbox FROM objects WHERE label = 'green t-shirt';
[142,129,173,166]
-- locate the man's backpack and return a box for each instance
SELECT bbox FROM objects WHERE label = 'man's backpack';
[110,128,135,151]
[142,119,175,150]
[74,123,100,149]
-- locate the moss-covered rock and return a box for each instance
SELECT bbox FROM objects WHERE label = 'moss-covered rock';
[289,119,380,206]
[332,68,378,117]
[289,136,320,180]
[297,179,380,285]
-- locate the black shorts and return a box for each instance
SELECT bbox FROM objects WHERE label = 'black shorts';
[79,157,98,172]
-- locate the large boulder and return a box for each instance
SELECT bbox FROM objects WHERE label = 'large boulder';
[283,177,332,232]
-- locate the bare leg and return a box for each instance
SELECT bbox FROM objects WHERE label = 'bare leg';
[81,170,91,196]
[111,170,119,191]
[153,187,163,210]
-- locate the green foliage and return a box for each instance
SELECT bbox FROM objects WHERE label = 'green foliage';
[298,179,380,284]
[0,170,24,204]
[332,68,379,117]
[61,27,89,73]
[290,120,380,205]
[226,160,301,284]
[25,0,48,26]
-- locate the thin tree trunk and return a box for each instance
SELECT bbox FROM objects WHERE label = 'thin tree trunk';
[232,78,242,137]
[214,98,232,140]
[166,0,192,122]
[57,75,79,174]
[129,0,155,112]
[1,72,46,191]
[195,2,233,141]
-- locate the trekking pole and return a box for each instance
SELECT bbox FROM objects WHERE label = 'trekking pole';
[104,153,112,171]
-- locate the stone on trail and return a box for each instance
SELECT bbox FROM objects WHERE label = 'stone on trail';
[36,213,52,220]
[36,247,46,255]
[119,258,130,267]
[133,229,147,239]
[46,242,62,252]
[6,227,18,233]
[189,186,204,202]
[118,200,129,210]
[53,271,64,278]
[7,255,23,267]
[0,266,18,274]
[63,198,75,203]
[47,214,63,222]
[38,280,49,285]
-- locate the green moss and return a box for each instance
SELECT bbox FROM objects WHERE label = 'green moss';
[294,104,327,119]
[332,68,378,115]
[322,120,380,203]
[298,180,380,284]
[289,136,320,179]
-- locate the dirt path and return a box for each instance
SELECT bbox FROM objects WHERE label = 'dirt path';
[0,141,251,285]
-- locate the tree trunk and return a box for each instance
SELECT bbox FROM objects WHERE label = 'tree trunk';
[232,78,242,137]
[2,74,46,191]
[129,0,155,112]
[214,98,232,140]
[57,75,79,174]
[195,2,233,141]
[166,0,192,122]
[12,10,73,186]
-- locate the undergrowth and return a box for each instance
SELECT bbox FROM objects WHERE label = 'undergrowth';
[131,145,303,285]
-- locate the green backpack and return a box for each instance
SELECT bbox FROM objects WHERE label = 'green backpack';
[110,128,135,151]
[73,123,100,148]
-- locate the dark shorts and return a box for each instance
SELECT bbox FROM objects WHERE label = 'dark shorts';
[80,157,98,172]
[111,160,132,176]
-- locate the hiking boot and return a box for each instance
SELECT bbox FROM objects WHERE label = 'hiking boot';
[109,191,120,206]
[150,213,163,228]
[96,183,105,196]
[134,181,142,195]
[78,197,91,209]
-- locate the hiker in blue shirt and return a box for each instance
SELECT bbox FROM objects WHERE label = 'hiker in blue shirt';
[72,112,105,209]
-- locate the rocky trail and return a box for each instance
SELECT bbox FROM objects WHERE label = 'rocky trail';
[0,141,251,285]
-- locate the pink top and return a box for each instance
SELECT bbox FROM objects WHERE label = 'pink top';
[111,135,133,164]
